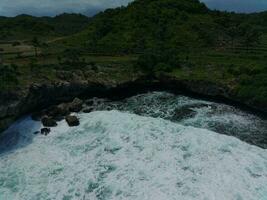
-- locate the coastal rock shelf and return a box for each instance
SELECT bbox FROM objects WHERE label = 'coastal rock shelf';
[0,75,266,135]
[2,91,266,149]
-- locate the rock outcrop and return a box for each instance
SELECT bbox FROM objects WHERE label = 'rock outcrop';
[0,74,266,135]
[173,107,197,121]
[65,115,80,127]
[68,98,83,112]
[41,128,51,135]
[41,116,57,127]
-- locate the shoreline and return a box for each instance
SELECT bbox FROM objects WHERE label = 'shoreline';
[0,74,266,135]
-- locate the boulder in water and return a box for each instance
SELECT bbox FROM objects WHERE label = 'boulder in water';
[33,131,40,135]
[47,103,70,118]
[173,106,197,121]
[83,107,93,113]
[41,116,57,127]
[57,103,70,115]
[65,115,80,127]
[69,98,83,112]
[85,99,94,106]
[41,128,51,136]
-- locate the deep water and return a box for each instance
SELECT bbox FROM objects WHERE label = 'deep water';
[0,92,267,200]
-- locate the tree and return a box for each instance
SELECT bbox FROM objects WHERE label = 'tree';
[242,28,261,52]
[31,36,40,57]
[57,56,62,64]
[226,25,239,50]
[62,48,82,64]
[135,48,180,75]
[135,51,158,73]
[0,64,19,89]
[29,58,38,72]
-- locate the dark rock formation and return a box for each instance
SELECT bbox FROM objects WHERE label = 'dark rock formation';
[41,116,57,127]
[57,103,70,116]
[0,74,266,135]
[41,128,51,136]
[83,107,93,113]
[68,98,83,112]
[65,115,80,127]
[85,99,94,106]
[46,103,70,121]
[173,107,197,121]
[31,110,46,121]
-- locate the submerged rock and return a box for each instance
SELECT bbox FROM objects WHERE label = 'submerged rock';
[65,115,80,127]
[173,107,197,121]
[83,107,93,113]
[85,99,94,106]
[41,128,51,136]
[41,116,57,127]
[190,103,211,109]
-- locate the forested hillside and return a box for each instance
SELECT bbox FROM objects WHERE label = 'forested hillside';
[0,13,89,40]
[57,0,267,105]
[63,0,266,54]
[0,0,267,108]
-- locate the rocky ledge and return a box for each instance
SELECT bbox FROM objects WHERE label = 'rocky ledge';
[32,98,83,134]
[0,74,266,135]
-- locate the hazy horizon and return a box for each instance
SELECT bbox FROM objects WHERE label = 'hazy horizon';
[0,0,267,17]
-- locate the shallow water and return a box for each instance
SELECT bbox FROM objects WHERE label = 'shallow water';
[0,92,267,200]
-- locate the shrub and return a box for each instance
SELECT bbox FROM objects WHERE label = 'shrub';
[135,49,181,74]
[62,48,83,64]
[237,86,255,99]
[29,58,38,72]
[91,65,98,73]
[155,63,172,73]
[12,41,20,46]
[10,63,18,72]
[239,74,252,85]
[0,64,19,89]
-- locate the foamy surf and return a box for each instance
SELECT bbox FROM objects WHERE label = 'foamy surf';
[0,110,267,200]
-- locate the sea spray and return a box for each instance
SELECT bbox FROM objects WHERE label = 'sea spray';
[0,111,266,200]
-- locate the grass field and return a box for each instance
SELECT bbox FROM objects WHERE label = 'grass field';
[0,39,139,91]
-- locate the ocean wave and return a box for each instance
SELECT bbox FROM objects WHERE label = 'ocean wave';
[0,110,267,200]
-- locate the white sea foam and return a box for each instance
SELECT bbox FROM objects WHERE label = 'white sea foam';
[90,92,267,150]
[0,111,267,200]
[91,92,267,140]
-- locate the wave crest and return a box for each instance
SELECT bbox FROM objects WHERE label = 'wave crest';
[0,110,267,200]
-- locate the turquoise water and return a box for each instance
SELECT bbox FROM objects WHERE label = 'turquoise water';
[0,92,267,200]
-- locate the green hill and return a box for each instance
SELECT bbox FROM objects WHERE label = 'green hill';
[0,13,90,40]
[62,0,266,54]
[64,0,213,53]
[1,0,267,108]
[58,0,267,106]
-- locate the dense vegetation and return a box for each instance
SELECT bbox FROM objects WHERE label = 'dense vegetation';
[0,0,267,107]
[64,0,264,53]
[63,0,267,104]
[0,13,89,40]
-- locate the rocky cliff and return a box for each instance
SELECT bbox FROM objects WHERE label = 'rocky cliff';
[0,74,266,134]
